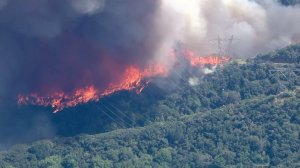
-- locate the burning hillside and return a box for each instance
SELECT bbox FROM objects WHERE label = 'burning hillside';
[18,49,231,113]
[0,0,300,151]
[18,63,168,113]
[2,0,298,113]
[184,50,231,67]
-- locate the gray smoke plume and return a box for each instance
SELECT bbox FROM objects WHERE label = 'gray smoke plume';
[155,0,300,59]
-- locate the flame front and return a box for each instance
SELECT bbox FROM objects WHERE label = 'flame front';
[18,64,169,113]
[18,48,230,113]
[18,86,99,113]
[184,49,231,67]
[102,65,168,96]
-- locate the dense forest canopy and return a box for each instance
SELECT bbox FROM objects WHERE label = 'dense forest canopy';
[1,44,300,167]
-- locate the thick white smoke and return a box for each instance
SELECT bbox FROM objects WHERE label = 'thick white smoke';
[155,0,300,59]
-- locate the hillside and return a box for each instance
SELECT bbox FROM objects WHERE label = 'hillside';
[1,0,300,150]
[1,92,300,168]
[20,44,300,139]
[1,44,300,167]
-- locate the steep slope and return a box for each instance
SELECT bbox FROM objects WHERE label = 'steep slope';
[1,44,300,167]
[33,43,300,138]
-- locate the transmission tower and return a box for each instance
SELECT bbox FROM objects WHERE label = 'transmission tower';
[211,35,239,57]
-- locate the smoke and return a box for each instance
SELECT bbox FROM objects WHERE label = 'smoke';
[0,0,163,97]
[0,0,300,147]
[0,0,162,148]
[157,0,300,58]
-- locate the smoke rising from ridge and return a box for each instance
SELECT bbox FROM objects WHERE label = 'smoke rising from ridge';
[0,0,162,148]
[157,0,300,58]
[0,0,163,97]
[0,0,300,147]
[1,0,300,102]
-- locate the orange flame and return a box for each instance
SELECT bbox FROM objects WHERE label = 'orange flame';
[18,48,230,113]
[184,49,231,67]
[18,64,168,113]
[18,86,99,113]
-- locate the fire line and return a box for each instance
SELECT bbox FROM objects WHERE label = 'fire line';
[18,49,231,113]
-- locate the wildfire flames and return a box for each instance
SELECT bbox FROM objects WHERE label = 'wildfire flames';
[18,64,168,113]
[18,49,231,113]
[184,49,231,67]
[18,86,99,113]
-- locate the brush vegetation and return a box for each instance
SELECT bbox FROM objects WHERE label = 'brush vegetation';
[1,44,300,167]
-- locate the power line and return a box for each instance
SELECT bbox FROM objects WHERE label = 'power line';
[269,67,300,90]
[100,102,132,128]
[103,100,137,126]
[92,103,126,129]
